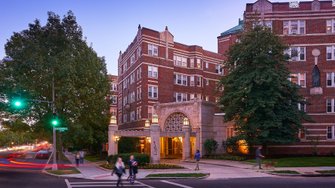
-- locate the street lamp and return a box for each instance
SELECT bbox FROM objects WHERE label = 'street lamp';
[145,119,150,128]
[152,114,158,124]
[110,115,117,125]
[183,117,189,126]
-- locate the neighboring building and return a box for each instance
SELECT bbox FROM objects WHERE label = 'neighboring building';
[108,75,118,118]
[218,0,335,155]
[217,19,244,55]
[110,25,226,160]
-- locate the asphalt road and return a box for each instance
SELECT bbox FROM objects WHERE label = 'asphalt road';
[1,169,335,188]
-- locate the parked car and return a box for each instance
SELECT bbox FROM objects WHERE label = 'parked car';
[35,150,50,159]
[8,152,25,158]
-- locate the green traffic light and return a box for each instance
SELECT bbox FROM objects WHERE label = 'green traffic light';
[14,101,22,107]
[11,98,24,109]
[51,118,60,126]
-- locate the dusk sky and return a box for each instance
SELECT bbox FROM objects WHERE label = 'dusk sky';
[0,0,288,75]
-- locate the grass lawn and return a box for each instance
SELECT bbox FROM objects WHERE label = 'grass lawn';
[271,170,300,174]
[46,168,80,175]
[146,173,208,178]
[316,170,335,174]
[85,155,104,162]
[246,157,335,167]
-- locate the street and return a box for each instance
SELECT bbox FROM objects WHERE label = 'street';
[1,169,335,188]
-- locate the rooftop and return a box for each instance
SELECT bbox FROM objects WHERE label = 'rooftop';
[220,19,244,38]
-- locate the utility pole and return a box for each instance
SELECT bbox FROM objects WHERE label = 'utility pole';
[52,75,57,170]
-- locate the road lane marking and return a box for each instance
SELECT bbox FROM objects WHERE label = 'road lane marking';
[160,180,193,188]
[70,185,142,187]
[65,179,72,188]
[137,180,156,188]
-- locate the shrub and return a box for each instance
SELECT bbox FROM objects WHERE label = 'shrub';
[224,135,247,154]
[204,139,218,155]
[118,137,141,153]
[203,154,247,161]
[107,153,149,166]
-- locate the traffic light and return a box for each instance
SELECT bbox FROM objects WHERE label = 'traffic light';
[11,98,25,109]
[50,114,60,126]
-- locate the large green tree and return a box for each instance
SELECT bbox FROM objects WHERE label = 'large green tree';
[219,25,309,148]
[0,11,110,152]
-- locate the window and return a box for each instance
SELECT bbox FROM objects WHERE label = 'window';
[148,85,158,99]
[136,47,141,59]
[326,19,335,33]
[110,108,117,116]
[148,66,158,78]
[205,96,209,101]
[226,127,235,139]
[123,114,128,123]
[123,80,127,90]
[110,95,117,104]
[174,92,188,102]
[327,72,335,87]
[298,128,306,140]
[130,111,136,121]
[327,126,335,139]
[136,87,142,100]
[174,56,187,67]
[190,76,195,86]
[205,79,209,86]
[289,73,306,88]
[196,59,202,69]
[110,83,117,91]
[123,63,128,72]
[326,46,335,60]
[148,44,158,56]
[196,76,202,87]
[283,20,305,35]
[136,107,141,120]
[130,54,135,65]
[190,58,194,68]
[130,92,135,103]
[285,47,306,61]
[137,67,142,80]
[253,20,272,30]
[205,62,209,69]
[216,64,224,75]
[298,100,306,112]
[123,96,128,106]
[190,94,195,100]
[174,74,188,86]
[148,106,153,119]
[327,99,335,113]
[130,73,135,84]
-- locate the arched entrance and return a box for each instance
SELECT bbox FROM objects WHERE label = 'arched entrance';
[161,112,195,159]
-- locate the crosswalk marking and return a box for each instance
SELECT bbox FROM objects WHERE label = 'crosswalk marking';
[65,179,153,188]
[160,180,194,188]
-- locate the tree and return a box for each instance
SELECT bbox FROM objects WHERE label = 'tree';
[0,11,110,152]
[219,24,309,149]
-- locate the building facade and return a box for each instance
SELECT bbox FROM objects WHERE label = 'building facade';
[111,25,226,160]
[219,0,335,155]
[109,75,118,118]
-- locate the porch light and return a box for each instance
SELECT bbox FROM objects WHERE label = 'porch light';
[114,136,120,142]
[145,119,150,128]
[146,137,151,143]
[152,114,158,124]
[183,117,189,126]
[110,115,117,125]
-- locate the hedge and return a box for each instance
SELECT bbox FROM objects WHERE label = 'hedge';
[107,153,150,166]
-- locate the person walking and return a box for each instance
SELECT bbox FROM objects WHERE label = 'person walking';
[75,152,80,167]
[79,150,85,164]
[255,146,265,169]
[128,155,138,184]
[194,149,201,171]
[112,157,125,187]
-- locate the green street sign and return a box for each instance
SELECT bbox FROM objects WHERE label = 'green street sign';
[55,127,68,132]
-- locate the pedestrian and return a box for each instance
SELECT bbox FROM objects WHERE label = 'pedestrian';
[112,157,125,187]
[128,155,138,184]
[75,151,80,167]
[79,150,85,164]
[255,146,265,169]
[194,149,201,171]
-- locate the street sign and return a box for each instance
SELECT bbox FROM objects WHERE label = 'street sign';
[55,127,68,132]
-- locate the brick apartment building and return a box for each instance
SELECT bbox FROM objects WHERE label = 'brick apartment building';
[218,0,335,155]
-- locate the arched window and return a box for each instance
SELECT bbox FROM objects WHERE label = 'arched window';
[164,113,187,132]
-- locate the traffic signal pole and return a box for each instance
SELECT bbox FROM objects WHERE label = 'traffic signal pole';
[52,76,57,171]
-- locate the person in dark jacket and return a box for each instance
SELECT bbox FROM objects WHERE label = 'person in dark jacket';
[128,155,138,183]
[194,150,201,171]
[111,157,125,187]
[255,146,265,169]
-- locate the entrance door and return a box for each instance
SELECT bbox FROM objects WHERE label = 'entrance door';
[162,137,182,159]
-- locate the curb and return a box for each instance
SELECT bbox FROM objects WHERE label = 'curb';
[267,172,335,177]
[144,173,210,180]
[42,169,83,179]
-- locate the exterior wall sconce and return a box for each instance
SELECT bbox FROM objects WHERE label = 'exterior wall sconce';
[146,137,151,143]
[114,136,120,142]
